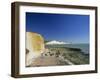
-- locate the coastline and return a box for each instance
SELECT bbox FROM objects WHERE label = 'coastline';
[27,44,89,67]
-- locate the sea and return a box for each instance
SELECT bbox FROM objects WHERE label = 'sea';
[46,44,89,54]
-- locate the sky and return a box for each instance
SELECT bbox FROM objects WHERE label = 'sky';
[26,12,89,43]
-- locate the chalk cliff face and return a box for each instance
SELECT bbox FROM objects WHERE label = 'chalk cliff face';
[46,40,67,45]
[26,32,45,66]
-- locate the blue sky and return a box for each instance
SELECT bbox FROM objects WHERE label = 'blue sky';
[26,12,89,43]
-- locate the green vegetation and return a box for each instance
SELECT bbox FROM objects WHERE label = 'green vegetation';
[46,47,89,65]
[62,51,89,65]
[44,40,50,43]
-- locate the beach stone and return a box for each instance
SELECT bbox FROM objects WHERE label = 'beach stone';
[30,56,58,67]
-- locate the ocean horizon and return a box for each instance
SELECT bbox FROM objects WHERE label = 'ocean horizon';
[46,43,89,54]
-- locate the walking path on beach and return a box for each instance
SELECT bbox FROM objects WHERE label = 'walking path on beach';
[29,55,74,67]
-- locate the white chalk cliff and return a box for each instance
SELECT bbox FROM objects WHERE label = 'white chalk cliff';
[26,32,45,66]
[46,40,68,45]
